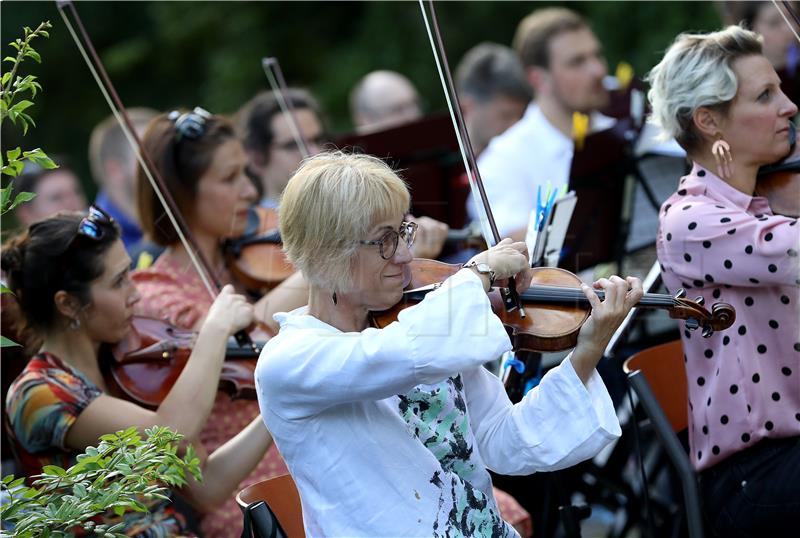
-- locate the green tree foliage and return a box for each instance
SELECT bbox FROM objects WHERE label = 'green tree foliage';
[1,426,201,538]
[0,1,722,201]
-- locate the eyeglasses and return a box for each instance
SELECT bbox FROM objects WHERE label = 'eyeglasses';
[168,107,211,141]
[359,221,417,260]
[272,133,329,152]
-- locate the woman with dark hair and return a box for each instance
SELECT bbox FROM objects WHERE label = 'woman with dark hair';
[2,208,271,536]
[648,25,799,536]
[132,108,306,537]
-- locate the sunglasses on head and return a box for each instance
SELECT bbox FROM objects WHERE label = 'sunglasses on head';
[168,107,212,141]
[30,205,115,256]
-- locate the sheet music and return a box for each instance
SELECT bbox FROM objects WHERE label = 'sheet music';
[525,190,577,267]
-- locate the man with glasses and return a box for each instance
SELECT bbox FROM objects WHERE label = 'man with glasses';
[236,88,326,209]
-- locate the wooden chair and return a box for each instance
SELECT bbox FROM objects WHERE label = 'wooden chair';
[623,340,704,538]
[237,474,305,538]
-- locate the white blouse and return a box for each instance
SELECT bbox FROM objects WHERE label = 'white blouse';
[255,269,621,537]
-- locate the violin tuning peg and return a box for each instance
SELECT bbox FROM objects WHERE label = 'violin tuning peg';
[685,318,700,330]
[694,296,705,306]
[675,288,687,299]
[702,326,714,338]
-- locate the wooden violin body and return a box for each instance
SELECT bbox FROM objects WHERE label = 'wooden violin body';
[224,206,295,294]
[372,260,736,353]
[756,136,800,218]
[103,316,267,408]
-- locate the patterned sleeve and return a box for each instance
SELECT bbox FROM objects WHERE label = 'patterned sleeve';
[6,368,101,453]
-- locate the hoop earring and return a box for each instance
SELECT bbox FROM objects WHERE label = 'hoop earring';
[711,136,734,179]
[331,291,337,306]
[69,318,81,331]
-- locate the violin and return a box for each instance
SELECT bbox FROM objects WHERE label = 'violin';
[756,125,800,218]
[101,316,269,409]
[224,206,295,294]
[372,260,736,353]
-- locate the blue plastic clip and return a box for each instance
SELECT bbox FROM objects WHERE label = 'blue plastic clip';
[504,357,526,375]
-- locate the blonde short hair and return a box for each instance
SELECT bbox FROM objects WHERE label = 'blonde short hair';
[279,151,410,292]
[646,26,762,153]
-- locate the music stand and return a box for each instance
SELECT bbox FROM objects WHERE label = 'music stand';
[334,114,469,229]
[560,117,640,274]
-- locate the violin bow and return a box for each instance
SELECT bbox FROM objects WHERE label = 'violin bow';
[55,0,259,351]
[261,57,311,158]
[773,0,800,44]
[417,0,525,317]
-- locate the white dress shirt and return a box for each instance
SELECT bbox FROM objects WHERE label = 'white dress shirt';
[470,103,614,238]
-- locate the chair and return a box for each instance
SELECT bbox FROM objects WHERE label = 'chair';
[623,340,704,538]
[237,474,305,538]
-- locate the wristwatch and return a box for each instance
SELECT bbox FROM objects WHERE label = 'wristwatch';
[463,260,495,288]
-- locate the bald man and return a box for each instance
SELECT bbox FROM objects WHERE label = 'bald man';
[349,70,423,134]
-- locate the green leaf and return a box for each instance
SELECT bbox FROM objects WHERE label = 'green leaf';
[24,50,41,63]
[2,164,19,177]
[24,148,57,169]
[1,283,13,294]
[10,100,34,114]
[42,465,67,478]
[8,191,36,212]
[2,335,21,348]
[113,505,126,517]
[6,147,21,161]
[39,30,50,38]
[3,56,16,64]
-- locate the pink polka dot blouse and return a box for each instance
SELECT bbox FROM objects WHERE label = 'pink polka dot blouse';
[657,163,800,472]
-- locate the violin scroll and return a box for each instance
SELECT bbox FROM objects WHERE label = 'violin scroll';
[667,289,736,337]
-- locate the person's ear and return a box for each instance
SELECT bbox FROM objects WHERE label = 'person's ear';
[53,290,81,321]
[692,106,723,139]
[526,66,549,96]
[460,95,477,116]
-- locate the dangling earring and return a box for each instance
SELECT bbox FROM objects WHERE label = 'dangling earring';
[69,317,81,330]
[331,291,338,305]
[711,135,734,179]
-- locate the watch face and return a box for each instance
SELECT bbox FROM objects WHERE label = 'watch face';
[477,263,491,273]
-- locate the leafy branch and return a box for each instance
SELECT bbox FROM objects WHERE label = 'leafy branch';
[1,20,56,179]
[1,426,202,538]
[1,21,59,348]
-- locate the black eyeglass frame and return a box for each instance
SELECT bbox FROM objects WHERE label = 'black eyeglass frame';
[359,221,418,260]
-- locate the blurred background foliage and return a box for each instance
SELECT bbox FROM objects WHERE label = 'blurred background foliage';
[1,1,722,202]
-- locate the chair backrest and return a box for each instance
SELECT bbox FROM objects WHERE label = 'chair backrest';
[237,474,305,538]
[623,339,687,433]
[623,339,705,538]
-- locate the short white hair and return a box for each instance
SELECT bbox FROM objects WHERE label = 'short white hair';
[279,151,410,293]
[646,25,762,152]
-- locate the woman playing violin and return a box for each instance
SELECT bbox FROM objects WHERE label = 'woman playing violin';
[2,208,272,536]
[255,151,643,537]
[132,108,307,537]
[648,25,800,536]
